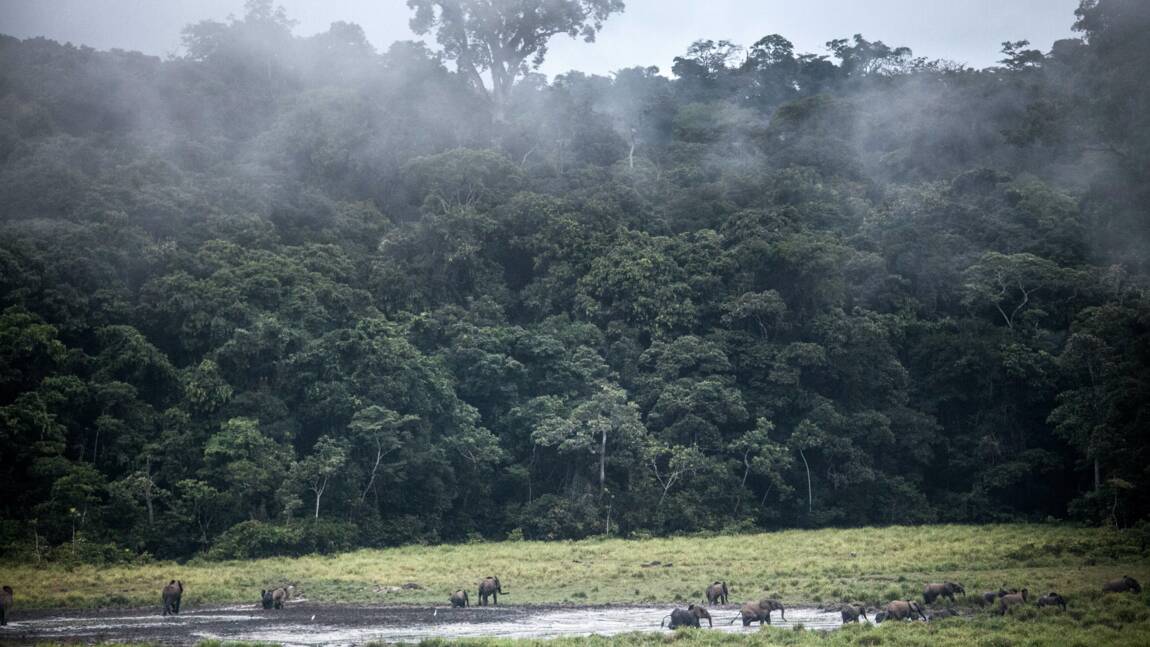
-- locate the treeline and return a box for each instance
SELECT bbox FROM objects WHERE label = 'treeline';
[1,0,1148,561]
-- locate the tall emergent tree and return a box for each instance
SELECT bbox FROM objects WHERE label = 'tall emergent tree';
[406,0,625,120]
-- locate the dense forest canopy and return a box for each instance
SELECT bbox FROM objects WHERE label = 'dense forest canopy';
[1,0,1148,561]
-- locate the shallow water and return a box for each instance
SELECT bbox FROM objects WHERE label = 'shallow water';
[0,603,849,645]
[221,605,845,644]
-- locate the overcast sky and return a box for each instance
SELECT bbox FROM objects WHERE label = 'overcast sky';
[0,0,1081,76]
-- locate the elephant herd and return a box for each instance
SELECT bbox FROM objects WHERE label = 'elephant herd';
[0,573,1141,628]
[659,575,1144,630]
[661,581,788,628]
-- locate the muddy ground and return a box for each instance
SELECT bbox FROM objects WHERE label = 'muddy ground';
[0,602,848,645]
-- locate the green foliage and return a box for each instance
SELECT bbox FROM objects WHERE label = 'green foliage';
[2,0,1150,561]
[205,519,358,560]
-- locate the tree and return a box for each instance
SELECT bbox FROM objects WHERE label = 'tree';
[532,381,645,496]
[348,406,419,504]
[647,441,707,508]
[728,418,794,514]
[406,0,625,120]
[826,34,912,77]
[789,419,828,514]
[961,252,1076,331]
[297,435,349,520]
[203,418,293,520]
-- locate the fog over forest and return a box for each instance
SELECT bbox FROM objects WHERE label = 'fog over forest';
[0,0,1147,562]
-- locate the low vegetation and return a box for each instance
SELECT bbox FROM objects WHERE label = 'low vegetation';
[4,524,1146,611]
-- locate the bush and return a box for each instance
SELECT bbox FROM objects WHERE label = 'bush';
[0,534,150,567]
[517,495,602,540]
[206,520,358,560]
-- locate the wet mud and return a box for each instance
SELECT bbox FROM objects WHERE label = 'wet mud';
[0,602,848,645]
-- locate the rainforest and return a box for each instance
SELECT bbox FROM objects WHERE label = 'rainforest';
[0,0,1148,564]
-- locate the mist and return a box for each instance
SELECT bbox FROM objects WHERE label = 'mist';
[0,0,1148,568]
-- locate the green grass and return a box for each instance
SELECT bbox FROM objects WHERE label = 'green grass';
[4,523,1145,610]
[5,524,1150,645]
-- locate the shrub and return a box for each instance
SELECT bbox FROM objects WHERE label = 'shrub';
[206,520,357,560]
[517,495,602,540]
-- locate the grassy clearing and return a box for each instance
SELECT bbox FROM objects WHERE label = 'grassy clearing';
[3,523,1146,611]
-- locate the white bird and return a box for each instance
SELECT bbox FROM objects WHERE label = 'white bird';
[310,614,316,622]
[434,609,438,617]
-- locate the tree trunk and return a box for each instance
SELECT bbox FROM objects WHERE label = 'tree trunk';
[360,441,387,504]
[314,477,327,520]
[799,448,813,513]
[599,427,607,495]
[735,449,751,515]
[144,457,155,526]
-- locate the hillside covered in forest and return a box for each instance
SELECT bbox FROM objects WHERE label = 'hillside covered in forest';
[1,0,1148,561]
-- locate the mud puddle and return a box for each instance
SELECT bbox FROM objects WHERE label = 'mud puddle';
[0,603,847,645]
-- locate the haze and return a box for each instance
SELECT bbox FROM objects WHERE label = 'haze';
[0,0,1079,74]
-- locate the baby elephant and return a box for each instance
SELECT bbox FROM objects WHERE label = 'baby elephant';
[840,604,868,624]
[1036,592,1067,611]
[998,588,1029,615]
[261,587,289,609]
[0,585,12,626]
[875,600,927,623]
[731,598,786,626]
[980,588,1009,606]
[450,589,469,608]
[162,580,183,616]
[923,581,965,604]
[1102,576,1142,594]
[928,607,960,621]
[706,581,729,605]
[662,604,712,628]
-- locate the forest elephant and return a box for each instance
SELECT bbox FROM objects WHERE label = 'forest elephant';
[1102,576,1141,594]
[998,588,1029,615]
[980,588,1008,606]
[875,600,927,623]
[0,585,12,626]
[840,604,868,623]
[1036,592,1067,611]
[260,586,289,609]
[731,598,786,626]
[706,581,729,605]
[162,580,183,616]
[662,604,712,628]
[923,581,966,604]
[450,589,470,608]
[928,608,959,621]
[478,576,505,606]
